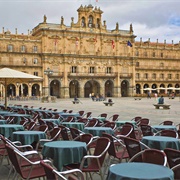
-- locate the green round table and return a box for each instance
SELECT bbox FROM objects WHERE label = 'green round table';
[0,124,24,138]
[116,120,136,127]
[152,125,177,133]
[42,141,87,171]
[62,122,85,131]
[12,130,46,145]
[141,136,180,150]
[0,120,7,124]
[84,127,114,136]
[107,162,174,180]
[3,114,31,124]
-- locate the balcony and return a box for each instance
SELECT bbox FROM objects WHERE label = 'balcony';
[49,72,64,78]
[68,72,117,78]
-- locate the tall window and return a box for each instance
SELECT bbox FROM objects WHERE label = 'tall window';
[7,44,13,52]
[176,74,179,79]
[136,62,139,67]
[23,58,27,65]
[144,73,148,79]
[135,51,139,56]
[152,73,156,79]
[34,72,38,76]
[33,46,38,53]
[152,52,155,57]
[21,45,26,52]
[89,67,95,73]
[136,73,140,79]
[168,74,172,79]
[81,17,85,27]
[71,66,77,73]
[33,58,38,64]
[160,73,164,79]
[88,15,93,28]
[160,52,163,58]
[106,67,112,74]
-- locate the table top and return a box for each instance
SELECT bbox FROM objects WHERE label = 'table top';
[116,120,136,126]
[42,141,87,171]
[142,136,180,150]
[42,118,61,125]
[12,130,46,145]
[0,124,23,128]
[107,162,174,180]
[152,125,177,132]
[84,127,114,136]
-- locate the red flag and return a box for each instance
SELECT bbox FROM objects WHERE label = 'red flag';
[76,38,78,46]
[112,40,115,49]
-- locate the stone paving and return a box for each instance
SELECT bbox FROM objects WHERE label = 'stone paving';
[0,96,180,179]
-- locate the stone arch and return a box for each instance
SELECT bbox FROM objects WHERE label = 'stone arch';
[50,79,60,98]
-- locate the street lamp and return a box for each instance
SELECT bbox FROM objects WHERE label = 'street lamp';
[44,67,53,96]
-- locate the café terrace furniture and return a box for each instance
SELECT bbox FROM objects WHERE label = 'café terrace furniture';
[11,131,46,145]
[0,124,24,138]
[42,141,87,171]
[59,112,80,119]
[151,125,177,133]
[41,118,61,126]
[84,127,114,137]
[115,120,136,128]
[107,162,174,180]
[62,122,85,131]
[153,104,171,109]
[141,136,180,150]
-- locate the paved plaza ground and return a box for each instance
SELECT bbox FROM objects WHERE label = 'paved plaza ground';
[0,96,180,179]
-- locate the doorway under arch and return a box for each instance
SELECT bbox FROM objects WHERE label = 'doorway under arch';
[32,84,40,96]
[105,80,114,97]
[121,80,129,97]
[84,80,100,98]
[50,80,60,98]
[69,80,79,98]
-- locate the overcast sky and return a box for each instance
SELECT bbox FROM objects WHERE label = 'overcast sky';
[1,0,180,44]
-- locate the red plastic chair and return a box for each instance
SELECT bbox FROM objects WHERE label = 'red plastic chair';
[64,137,110,180]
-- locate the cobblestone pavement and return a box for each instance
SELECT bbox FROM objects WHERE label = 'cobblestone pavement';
[0,97,179,179]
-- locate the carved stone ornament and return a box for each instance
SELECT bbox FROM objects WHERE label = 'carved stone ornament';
[48,59,60,65]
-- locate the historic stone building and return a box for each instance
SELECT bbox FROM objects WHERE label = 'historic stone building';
[0,4,179,99]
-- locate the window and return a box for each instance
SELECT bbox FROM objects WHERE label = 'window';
[144,73,148,79]
[89,67,95,73]
[160,73,164,79]
[81,17,85,27]
[161,52,163,58]
[7,44,13,52]
[71,66,77,73]
[144,51,147,57]
[106,67,112,74]
[21,45,26,52]
[96,18,100,28]
[135,51,139,56]
[160,62,164,67]
[88,15,93,28]
[23,58,27,65]
[176,74,179,79]
[34,72,38,76]
[136,73,140,79]
[33,46,38,53]
[33,58,38,64]
[168,74,172,79]
[152,52,155,57]
[152,73,156,79]
[136,62,139,67]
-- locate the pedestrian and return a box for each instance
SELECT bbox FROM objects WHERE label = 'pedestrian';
[147,91,151,99]
[158,95,164,104]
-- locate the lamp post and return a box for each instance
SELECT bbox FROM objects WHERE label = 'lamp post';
[44,67,53,96]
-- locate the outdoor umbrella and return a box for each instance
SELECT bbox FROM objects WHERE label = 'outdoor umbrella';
[0,68,42,109]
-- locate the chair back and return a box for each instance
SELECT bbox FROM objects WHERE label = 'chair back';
[83,112,92,118]
[131,116,142,122]
[46,121,55,131]
[164,148,180,168]
[60,127,70,140]
[123,136,143,162]
[119,124,133,137]
[40,160,56,180]
[38,124,48,133]
[160,120,174,125]
[78,110,85,117]
[69,127,80,139]
[103,122,117,130]
[98,113,107,119]
[140,124,154,136]
[65,116,74,122]
[137,118,150,126]
[50,127,61,141]
[171,164,180,179]
[109,114,119,122]
[5,144,22,176]
[86,118,98,127]
[27,121,36,130]
[92,137,110,167]
[142,149,167,166]
[160,129,178,138]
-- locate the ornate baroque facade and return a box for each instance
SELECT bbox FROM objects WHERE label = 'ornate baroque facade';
[0,4,179,99]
